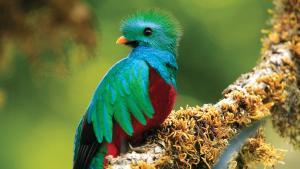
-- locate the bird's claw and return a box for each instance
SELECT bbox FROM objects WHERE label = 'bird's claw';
[128,143,147,153]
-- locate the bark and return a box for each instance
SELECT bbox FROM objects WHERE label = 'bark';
[109,0,300,168]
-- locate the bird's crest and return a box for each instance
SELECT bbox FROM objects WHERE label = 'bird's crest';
[121,9,182,44]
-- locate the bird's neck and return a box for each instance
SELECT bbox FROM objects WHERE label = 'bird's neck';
[136,45,177,55]
[130,46,176,59]
[129,46,178,87]
[130,47,177,67]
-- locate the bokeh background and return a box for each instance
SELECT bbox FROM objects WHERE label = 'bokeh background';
[0,0,299,169]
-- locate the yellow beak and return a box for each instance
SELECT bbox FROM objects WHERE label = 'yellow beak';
[116,36,128,44]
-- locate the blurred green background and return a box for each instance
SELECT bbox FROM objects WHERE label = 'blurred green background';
[0,0,299,169]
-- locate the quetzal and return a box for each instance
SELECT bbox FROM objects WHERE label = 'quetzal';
[73,10,181,169]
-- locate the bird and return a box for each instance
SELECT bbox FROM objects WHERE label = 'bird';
[73,10,181,169]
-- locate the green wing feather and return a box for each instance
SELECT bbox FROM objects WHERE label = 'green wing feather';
[87,58,154,143]
[89,144,107,169]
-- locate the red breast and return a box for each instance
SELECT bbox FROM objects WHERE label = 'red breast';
[108,67,176,155]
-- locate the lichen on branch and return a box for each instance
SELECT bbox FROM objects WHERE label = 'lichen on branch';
[108,0,300,168]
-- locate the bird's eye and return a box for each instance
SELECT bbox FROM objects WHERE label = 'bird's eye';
[143,27,152,36]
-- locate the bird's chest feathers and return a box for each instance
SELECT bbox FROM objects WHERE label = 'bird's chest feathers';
[148,67,176,124]
[129,67,176,140]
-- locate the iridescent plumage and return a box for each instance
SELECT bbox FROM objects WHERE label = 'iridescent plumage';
[73,10,181,169]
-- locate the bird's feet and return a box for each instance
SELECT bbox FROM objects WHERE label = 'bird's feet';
[128,143,148,153]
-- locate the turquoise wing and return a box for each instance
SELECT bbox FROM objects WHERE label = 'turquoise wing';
[87,58,155,143]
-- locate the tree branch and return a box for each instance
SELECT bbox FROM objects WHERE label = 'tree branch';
[108,0,300,168]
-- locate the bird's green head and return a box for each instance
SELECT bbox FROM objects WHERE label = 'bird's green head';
[117,10,182,53]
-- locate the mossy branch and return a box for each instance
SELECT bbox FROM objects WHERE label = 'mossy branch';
[109,0,300,168]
